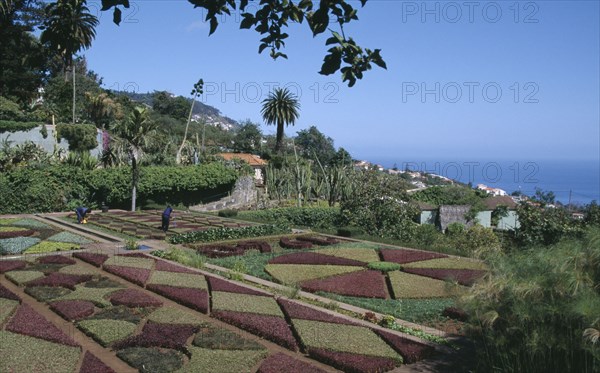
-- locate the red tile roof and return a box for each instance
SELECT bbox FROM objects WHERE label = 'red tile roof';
[218,153,267,167]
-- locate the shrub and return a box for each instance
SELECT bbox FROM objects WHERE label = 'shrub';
[367,262,402,272]
[239,207,341,229]
[170,224,290,244]
[0,120,41,132]
[124,239,139,251]
[56,123,98,152]
[336,226,363,237]
[218,209,238,218]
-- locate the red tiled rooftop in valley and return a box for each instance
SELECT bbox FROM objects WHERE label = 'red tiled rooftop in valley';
[218,152,268,167]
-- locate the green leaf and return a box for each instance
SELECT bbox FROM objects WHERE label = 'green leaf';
[209,17,218,35]
[113,7,122,25]
[240,14,255,29]
[258,43,268,54]
[319,49,342,76]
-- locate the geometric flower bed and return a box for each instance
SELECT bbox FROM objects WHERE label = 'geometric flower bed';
[0,218,95,256]
[257,352,328,373]
[299,270,388,299]
[380,248,448,264]
[388,271,463,299]
[402,268,487,286]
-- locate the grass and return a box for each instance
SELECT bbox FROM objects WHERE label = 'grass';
[103,256,155,270]
[24,241,79,254]
[78,319,137,346]
[146,271,208,289]
[211,292,284,317]
[179,346,268,373]
[292,319,402,362]
[388,271,464,299]
[55,285,121,307]
[5,270,45,285]
[314,247,380,263]
[403,257,488,270]
[319,292,456,323]
[0,331,81,373]
[0,298,19,324]
[265,264,363,285]
[147,306,205,326]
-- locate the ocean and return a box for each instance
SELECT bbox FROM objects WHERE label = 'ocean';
[369,158,600,205]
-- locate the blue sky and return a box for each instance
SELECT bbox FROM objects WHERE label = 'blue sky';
[84,0,600,164]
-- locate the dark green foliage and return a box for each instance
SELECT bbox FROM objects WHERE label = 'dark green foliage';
[0,120,42,133]
[336,226,363,237]
[25,286,72,302]
[218,209,238,218]
[56,123,98,152]
[86,305,149,324]
[412,185,486,207]
[585,201,600,227]
[239,207,341,229]
[295,126,336,165]
[116,347,184,373]
[170,224,290,244]
[193,324,264,350]
[0,163,238,213]
[515,202,585,246]
[462,229,600,372]
[232,120,262,153]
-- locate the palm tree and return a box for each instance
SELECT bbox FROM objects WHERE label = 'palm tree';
[261,87,300,153]
[41,0,98,124]
[112,107,156,211]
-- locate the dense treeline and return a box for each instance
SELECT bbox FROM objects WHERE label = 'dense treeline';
[0,163,237,213]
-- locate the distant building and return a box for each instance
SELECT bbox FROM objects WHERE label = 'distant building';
[353,160,371,170]
[417,202,437,225]
[218,153,267,185]
[476,196,520,230]
[476,184,508,196]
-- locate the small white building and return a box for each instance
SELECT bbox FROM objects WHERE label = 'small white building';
[476,184,508,196]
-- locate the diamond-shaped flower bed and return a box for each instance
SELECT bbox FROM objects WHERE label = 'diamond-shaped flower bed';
[388,271,464,299]
[5,270,45,285]
[212,292,284,317]
[257,353,328,373]
[313,247,380,263]
[109,289,163,308]
[6,303,79,346]
[24,241,79,254]
[147,306,205,326]
[26,272,92,290]
[113,322,199,352]
[265,264,363,285]
[78,319,137,347]
[278,299,361,326]
[0,260,27,273]
[47,231,94,245]
[55,285,121,307]
[73,252,108,267]
[38,255,76,265]
[103,265,151,287]
[207,276,271,297]
[146,270,208,289]
[300,270,388,299]
[380,248,448,264]
[0,237,41,255]
[50,300,96,321]
[154,259,199,274]
[146,285,209,313]
[180,347,268,373]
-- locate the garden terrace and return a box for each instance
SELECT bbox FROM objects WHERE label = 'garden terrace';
[0,217,95,256]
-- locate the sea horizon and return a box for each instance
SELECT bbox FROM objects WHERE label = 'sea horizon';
[365,157,600,205]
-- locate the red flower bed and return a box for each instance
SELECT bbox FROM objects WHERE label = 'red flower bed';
[0,229,34,238]
[154,259,198,274]
[268,252,365,266]
[257,353,327,373]
[118,252,152,259]
[109,289,163,308]
[308,348,396,373]
[0,284,20,301]
[27,273,92,290]
[278,299,360,326]
[113,322,199,352]
[279,237,312,250]
[103,265,150,287]
[236,241,272,253]
[0,260,27,273]
[196,244,244,258]
[374,329,434,364]
[50,300,95,321]
[379,248,448,264]
[146,284,209,314]
[207,276,271,297]
[79,352,116,373]
[442,306,468,322]
[300,270,388,299]
[38,255,76,265]
[296,235,339,246]
[212,310,298,351]
[74,252,109,267]
[402,268,486,286]
[6,304,79,346]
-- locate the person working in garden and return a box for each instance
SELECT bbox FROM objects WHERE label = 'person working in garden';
[75,206,91,224]
[161,206,173,232]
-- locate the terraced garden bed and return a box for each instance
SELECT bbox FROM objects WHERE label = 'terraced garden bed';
[0,218,95,256]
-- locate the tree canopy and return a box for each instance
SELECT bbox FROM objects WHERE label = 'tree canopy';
[99,0,386,87]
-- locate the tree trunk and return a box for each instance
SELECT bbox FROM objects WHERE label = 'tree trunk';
[176,95,196,164]
[72,59,76,124]
[131,152,138,211]
[275,120,284,153]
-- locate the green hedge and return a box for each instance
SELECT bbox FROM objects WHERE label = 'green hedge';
[237,207,341,229]
[0,120,43,133]
[170,224,290,244]
[0,163,238,214]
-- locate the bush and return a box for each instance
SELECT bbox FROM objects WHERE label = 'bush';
[170,224,290,244]
[0,120,42,133]
[336,226,363,237]
[218,209,238,218]
[56,123,98,152]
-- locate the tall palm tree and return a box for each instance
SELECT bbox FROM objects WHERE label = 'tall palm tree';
[261,87,300,153]
[41,0,98,124]
[112,107,156,211]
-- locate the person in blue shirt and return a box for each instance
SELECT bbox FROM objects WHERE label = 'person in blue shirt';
[75,207,91,224]
[161,206,173,232]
